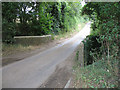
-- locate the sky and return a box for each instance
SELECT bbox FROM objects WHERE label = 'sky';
[81,0,86,7]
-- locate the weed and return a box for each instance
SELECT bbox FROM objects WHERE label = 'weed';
[2,43,41,56]
[73,58,119,88]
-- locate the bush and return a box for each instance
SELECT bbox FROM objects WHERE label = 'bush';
[83,35,101,66]
[2,19,16,43]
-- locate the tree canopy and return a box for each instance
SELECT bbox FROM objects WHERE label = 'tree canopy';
[2,2,83,43]
[82,2,119,65]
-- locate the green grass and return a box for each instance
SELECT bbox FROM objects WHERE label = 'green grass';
[2,43,42,56]
[55,22,87,40]
[73,57,119,88]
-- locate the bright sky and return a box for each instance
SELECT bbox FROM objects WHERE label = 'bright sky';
[81,0,86,7]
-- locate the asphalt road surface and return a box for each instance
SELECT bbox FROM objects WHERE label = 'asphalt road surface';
[2,22,91,88]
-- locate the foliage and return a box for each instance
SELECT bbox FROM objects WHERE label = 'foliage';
[73,59,118,88]
[82,2,119,64]
[2,2,18,43]
[83,35,101,65]
[2,2,83,43]
[79,2,120,88]
[2,19,16,43]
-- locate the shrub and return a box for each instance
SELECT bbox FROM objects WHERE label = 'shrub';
[83,35,101,66]
[2,19,16,43]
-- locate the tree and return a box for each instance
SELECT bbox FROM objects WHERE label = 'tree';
[2,2,83,43]
[2,2,18,43]
[81,2,119,66]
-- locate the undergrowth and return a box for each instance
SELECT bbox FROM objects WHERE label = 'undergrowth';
[73,2,120,89]
[55,20,87,40]
[73,57,119,88]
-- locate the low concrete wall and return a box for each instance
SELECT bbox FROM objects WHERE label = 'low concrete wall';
[14,35,52,45]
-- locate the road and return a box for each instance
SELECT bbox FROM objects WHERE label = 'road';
[2,22,91,88]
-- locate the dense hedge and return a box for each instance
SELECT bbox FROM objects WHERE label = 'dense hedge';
[82,2,119,66]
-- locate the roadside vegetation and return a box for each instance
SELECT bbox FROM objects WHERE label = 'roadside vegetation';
[55,18,87,40]
[2,21,87,56]
[2,2,88,56]
[73,2,119,88]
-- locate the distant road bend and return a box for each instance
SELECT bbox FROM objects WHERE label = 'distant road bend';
[2,22,91,88]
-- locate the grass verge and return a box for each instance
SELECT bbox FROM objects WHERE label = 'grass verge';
[73,51,119,88]
[2,43,44,56]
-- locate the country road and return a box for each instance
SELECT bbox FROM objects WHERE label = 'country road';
[2,22,91,88]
